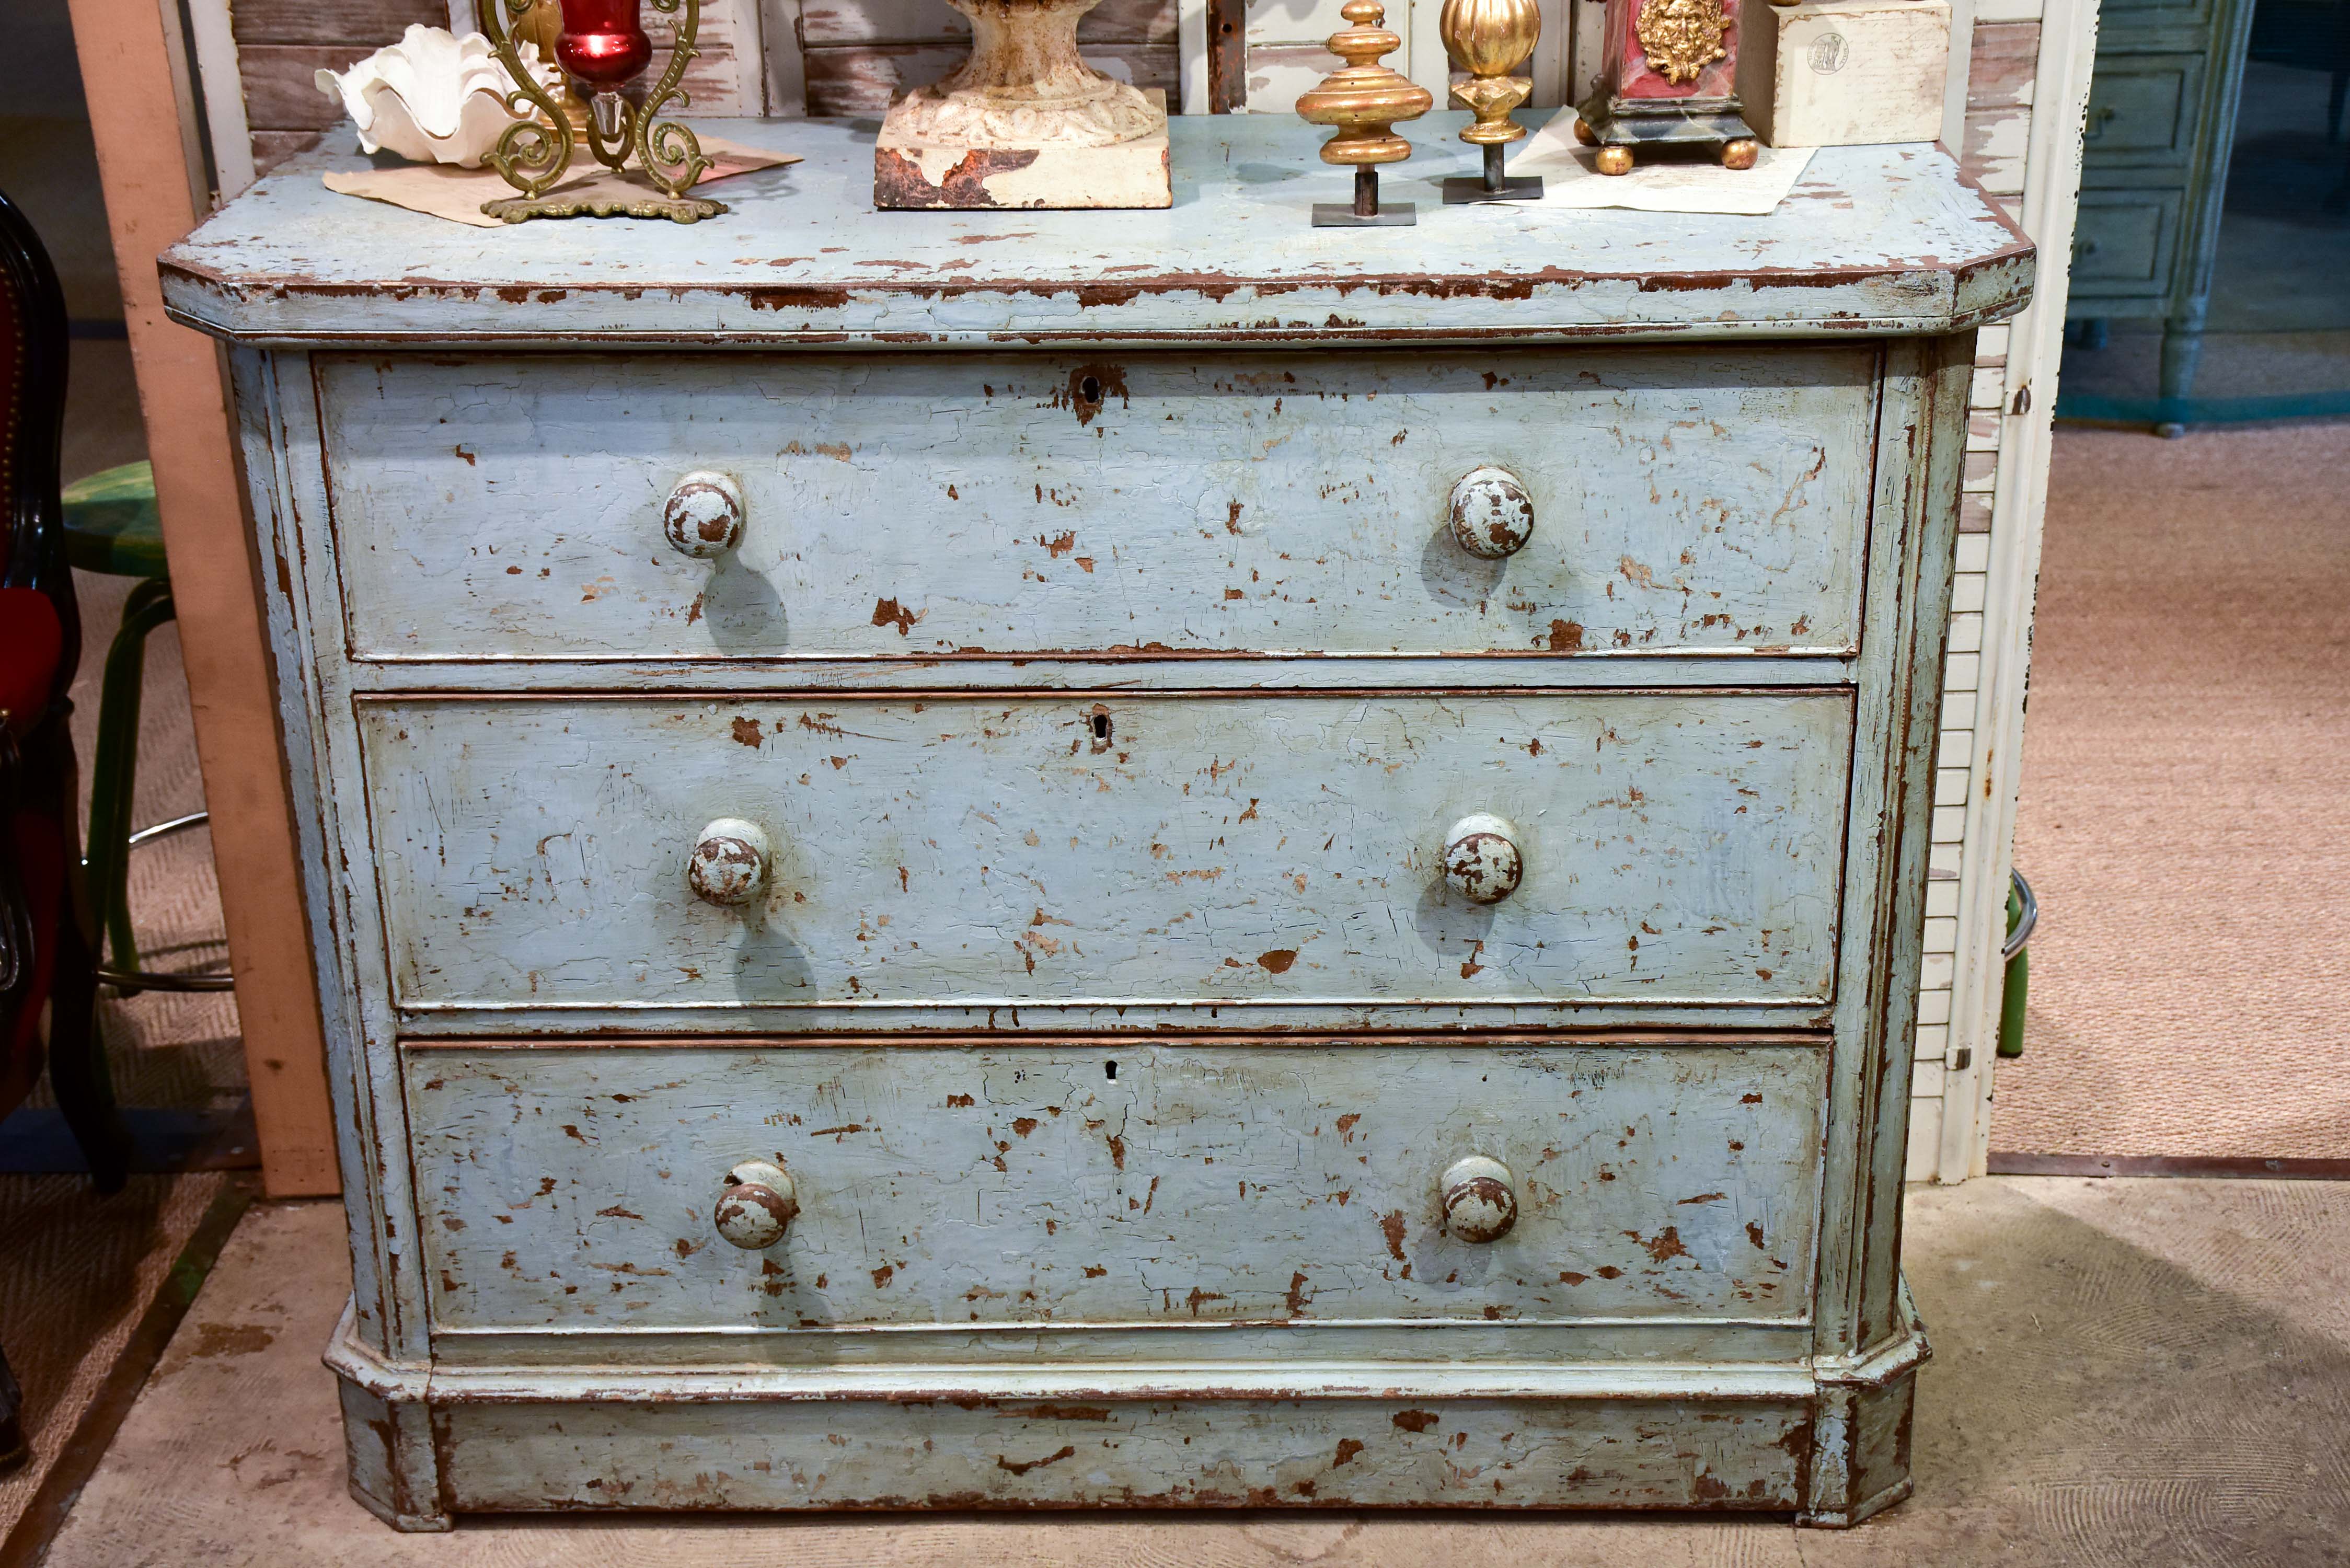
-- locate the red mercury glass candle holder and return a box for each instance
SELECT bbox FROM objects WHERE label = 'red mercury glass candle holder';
[1572,0,1759,174]
[555,0,654,88]
[477,0,723,222]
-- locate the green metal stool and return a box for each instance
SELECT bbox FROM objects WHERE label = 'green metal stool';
[60,461,231,996]
[1996,869,2036,1059]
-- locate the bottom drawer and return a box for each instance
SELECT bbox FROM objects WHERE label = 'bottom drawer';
[430,1394,1814,1512]
[408,1040,1824,1344]
[2071,188,2181,295]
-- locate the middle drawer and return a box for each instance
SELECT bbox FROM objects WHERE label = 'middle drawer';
[362,689,1851,1031]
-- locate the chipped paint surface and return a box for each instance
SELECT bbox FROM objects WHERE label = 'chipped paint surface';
[359,690,1852,1029]
[405,1042,1824,1334]
[1447,466,1537,560]
[1439,1155,1520,1242]
[658,471,745,560]
[712,1160,798,1249]
[211,123,1996,1515]
[1441,813,1526,906]
[683,818,770,907]
[319,345,1876,664]
[158,116,2031,349]
[438,1393,1810,1511]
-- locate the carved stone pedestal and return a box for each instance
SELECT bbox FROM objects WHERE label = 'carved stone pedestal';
[873,0,1172,209]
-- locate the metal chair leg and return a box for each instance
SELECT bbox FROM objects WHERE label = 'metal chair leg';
[91,811,232,994]
[83,578,176,983]
[0,1341,24,1473]
[45,893,129,1193]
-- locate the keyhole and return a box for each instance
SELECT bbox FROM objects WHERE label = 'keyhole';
[1079,375,1103,403]
[1091,711,1112,741]
[1104,1059,1119,1081]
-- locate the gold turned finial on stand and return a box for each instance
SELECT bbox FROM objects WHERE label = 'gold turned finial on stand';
[1439,0,1544,202]
[1295,0,1434,227]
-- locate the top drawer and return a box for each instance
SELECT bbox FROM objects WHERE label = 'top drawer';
[2080,54,2204,167]
[317,346,1879,664]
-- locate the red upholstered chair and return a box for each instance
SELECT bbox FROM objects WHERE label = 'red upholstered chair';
[1,189,131,1171]
[0,182,134,1471]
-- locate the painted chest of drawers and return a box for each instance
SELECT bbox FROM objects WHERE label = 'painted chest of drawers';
[163,114,2030,1529]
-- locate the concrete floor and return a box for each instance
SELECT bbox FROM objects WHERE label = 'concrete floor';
[38,1177,2350,1566]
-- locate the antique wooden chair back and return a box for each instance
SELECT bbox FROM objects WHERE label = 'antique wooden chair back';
[0,186,125,1193]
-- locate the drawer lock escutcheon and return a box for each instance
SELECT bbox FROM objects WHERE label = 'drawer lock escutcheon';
[1447,465,1534,559]
[1442,812,1524,904]
[1441,1155,1518,1242]
[661,470,746,559]
[714,1160,799,1249]
[687,817,771,906]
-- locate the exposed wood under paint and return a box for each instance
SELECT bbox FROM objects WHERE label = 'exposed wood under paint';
[179,116,2006,1520]
[159,117,2034,348]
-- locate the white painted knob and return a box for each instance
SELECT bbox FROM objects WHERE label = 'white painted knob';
[687,817,770,906]
[1441,1155,1517,1242]
[1448,466,1534,559]
[662,471,745,559]
[714,1160,798,1249]
[1442,813,1524,904]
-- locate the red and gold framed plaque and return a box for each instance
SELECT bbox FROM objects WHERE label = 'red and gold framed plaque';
[1572,0,1761,174]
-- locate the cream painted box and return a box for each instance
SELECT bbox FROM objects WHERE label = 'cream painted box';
[1737,0,1953,147]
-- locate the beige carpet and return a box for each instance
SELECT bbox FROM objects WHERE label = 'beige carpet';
[1997,423,2350,1158]
[0,1172,234,1537]
[42,1181,2350,1566]
[0,347,249,1538]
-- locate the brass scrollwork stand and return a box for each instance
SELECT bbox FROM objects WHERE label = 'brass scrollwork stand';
[478,0,724,223]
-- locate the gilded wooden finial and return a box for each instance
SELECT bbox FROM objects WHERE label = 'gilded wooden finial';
[1438,0,1544,202]
[1442,0,1539,147]
[1296,1,1434,225]
[1296,0,1432,171]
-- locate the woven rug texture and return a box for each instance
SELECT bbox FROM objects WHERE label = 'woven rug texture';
[1997,422,2350,1157]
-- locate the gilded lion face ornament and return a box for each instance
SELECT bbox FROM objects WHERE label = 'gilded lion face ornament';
[1634,0,1731,85]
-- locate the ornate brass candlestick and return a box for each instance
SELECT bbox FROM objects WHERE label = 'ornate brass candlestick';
[1296,0,1434,227]
[478,0,723,222]
[1440,0,1543,203]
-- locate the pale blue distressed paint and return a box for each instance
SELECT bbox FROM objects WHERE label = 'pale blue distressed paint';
[178,119,2024,1527]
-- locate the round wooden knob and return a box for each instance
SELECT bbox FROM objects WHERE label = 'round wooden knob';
[713,1160,798,1249]
[662,471,745,559]
[1441,1155,1517,1242]
[1443,813,1523,904]
[1448,466,1534,558]
[687,817,770,906]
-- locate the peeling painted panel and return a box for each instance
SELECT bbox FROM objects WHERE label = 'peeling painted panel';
[201,86,1999,1516]
[405,1042,1825,1334]
[319,347,1876,664]
[359,690,1852,1023]
[439,1393,1810,1510]
[157,121,2035,348]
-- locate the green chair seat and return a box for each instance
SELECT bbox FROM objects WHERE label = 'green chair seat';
[62,460,166,579]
